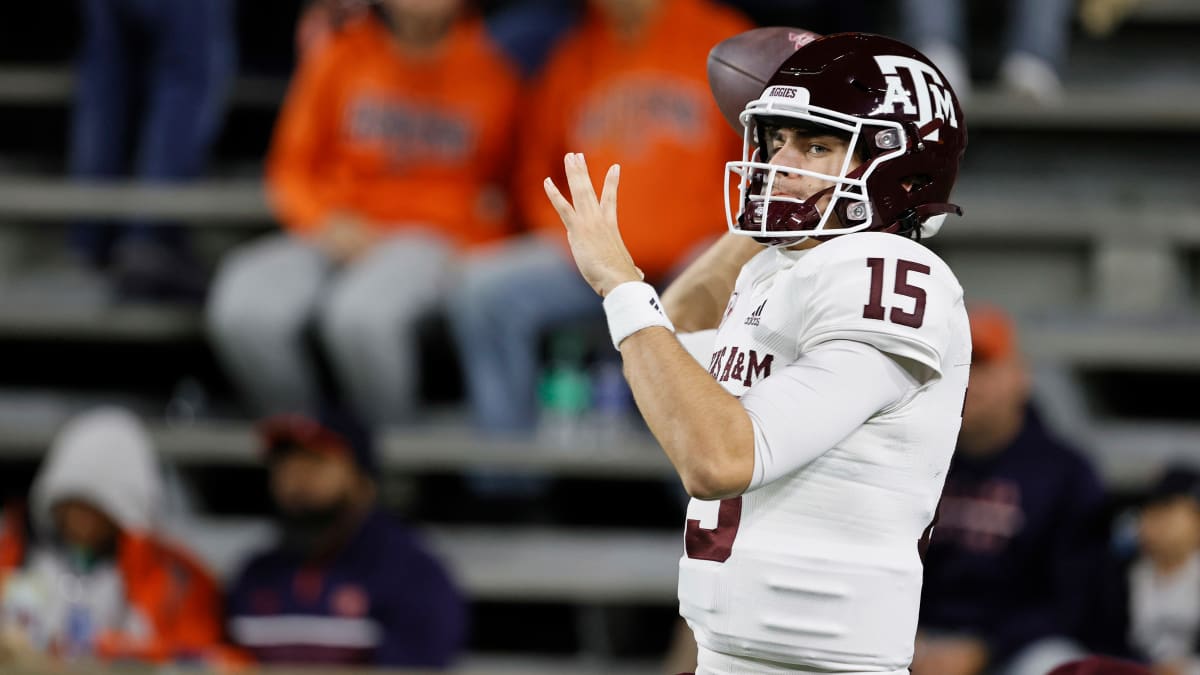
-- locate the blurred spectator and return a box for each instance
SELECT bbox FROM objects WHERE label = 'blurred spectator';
[1049,657,1154,675]
[1095,465,1200,672]
[298,0,579,76]
[226,409,466,668]
[898,0,1072,104]
[0,408,229,665]
[725,0,872,33]
[447,0,751,434]
[913,305,1107,675]
[294,0,372,60]
[1078,0,1143,38]
[69,0,235,302]
[483,0,581,77]
[207,0,521,425]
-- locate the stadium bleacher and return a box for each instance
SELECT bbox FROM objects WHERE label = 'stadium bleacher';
[1,0,1198,670]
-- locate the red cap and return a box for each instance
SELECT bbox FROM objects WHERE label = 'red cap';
[256,408,378,477]
[968,303,1017,363]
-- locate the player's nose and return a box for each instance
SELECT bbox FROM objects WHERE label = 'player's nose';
[769,146,807,178]
[768,161,806,189]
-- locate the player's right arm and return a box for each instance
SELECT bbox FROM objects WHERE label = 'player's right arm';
[545,155,756,499]
[617,326,756,499]
[661,233,762,332]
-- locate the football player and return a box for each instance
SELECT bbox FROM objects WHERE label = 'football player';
[545,33,970,674]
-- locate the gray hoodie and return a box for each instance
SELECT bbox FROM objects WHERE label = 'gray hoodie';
[30,406,162,538]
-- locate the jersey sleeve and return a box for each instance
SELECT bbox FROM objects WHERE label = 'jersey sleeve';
[741,339,918,491]
[754,235,961,383]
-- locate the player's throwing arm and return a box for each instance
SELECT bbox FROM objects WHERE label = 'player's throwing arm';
[544,153,756,500]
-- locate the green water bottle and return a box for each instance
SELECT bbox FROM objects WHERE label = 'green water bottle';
[538,330,592,447]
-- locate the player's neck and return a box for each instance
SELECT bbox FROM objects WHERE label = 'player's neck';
[785,238,822,251]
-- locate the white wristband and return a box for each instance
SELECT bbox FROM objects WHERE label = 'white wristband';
[603,281,675,350]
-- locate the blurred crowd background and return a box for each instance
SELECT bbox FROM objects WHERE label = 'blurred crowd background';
[0,0,1197,673]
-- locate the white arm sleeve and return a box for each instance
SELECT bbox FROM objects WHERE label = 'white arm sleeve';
[676,330,718,368]
[741,339,920,491]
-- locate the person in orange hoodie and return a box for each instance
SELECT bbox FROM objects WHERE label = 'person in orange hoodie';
[207,0,522,425]
[0,408,232,667]
[446,0,751,433]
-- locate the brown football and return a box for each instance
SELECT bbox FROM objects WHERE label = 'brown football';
[707,26,821,135]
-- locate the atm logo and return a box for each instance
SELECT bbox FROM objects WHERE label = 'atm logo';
[707,346,774,387]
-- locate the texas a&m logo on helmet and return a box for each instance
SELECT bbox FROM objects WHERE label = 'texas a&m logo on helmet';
[871,55,959,142]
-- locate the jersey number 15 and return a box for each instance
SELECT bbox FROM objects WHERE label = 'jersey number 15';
[863,257,930,329]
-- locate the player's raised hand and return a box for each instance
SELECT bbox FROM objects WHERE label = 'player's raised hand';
[544,152,643,297]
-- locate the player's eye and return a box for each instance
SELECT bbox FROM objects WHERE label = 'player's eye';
[808,143,830,156]
[764,129,786,154]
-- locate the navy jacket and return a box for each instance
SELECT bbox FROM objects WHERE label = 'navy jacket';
[920,408,1108,665]
[227,508,467,668]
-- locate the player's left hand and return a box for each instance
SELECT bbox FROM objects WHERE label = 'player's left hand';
[544,152,644,297]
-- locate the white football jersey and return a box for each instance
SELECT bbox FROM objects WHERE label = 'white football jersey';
[678,232,970,673]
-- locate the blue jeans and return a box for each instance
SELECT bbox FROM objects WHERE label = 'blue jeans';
[900,0,1074,68]
[69,0,235,266]
[448,238,603,434]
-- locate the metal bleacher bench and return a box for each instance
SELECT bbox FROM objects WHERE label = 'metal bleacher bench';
[1,173,1199,232]
[0,405,1197,491]
[170,515,681,602]
[0,178,269,223]
[0,415,676,478]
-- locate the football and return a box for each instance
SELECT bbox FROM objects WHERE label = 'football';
[707,26,821,134]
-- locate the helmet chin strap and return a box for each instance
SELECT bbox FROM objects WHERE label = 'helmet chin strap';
[738,184,836,237]
[738,157,872,238]
[879,202,962,239]
[737,159,965,242]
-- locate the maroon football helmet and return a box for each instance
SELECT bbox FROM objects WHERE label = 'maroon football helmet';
[725,33,967,244]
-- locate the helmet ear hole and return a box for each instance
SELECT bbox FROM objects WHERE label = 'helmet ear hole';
[902,174,932,193]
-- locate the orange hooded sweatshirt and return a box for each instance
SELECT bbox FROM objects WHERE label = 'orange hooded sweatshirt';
[1,507,237,665]
[0,409,244,668]
[516,0,751,278]
[266,13,522,248]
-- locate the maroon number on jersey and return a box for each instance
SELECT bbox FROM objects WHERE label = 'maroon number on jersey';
[863,257,931,328]
[684,497,742,563]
